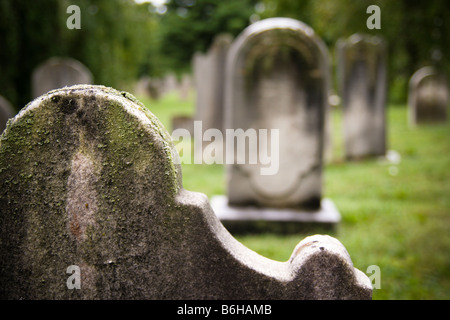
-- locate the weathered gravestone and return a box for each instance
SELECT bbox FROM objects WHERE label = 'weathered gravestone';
[179,74,193,101]
[408,66,449,126]
[32,57,93,98]
[133,76,161,101]
[193,34,233,133]
[161,73,179,96]
[0,95,15,133]
[211,18,339,232]
[171,74,195,136]
[337,34,387,159]
[0,85,371,299]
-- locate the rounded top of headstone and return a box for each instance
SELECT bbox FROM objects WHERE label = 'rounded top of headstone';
[227,17,330,75]
[347,33,384,45]
[246,17,316,37]
[232,18,323,50]
[3,84,182,212]
[32,57,93,98]
[33,57,92,76]
[409,66,443,86]
[408,66,449,120]
[211,33,233,47]
[336,33,386,60]
[288,235,372,296]
[289,235,353,266]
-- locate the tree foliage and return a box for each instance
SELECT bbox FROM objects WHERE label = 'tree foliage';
[0,0,158,109]
[261,0,450,102]
[0,0,61,109]
[0,0,449,110]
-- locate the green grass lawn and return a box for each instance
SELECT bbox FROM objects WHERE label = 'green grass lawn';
[136,90,450,300]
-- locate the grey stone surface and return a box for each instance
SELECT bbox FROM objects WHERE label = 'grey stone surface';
[179,74,193,101]
[0,85,371,300]
[408,66,449,125]
[224,18,331,210]
[211,196,340,233]
[32,57,93,98]
[194,34,232,133]
[0,95,15,133]
[337,34,387,160]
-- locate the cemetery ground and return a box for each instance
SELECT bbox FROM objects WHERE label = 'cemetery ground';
[136,91,449,300]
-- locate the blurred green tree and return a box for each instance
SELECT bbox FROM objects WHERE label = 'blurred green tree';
[0,0,62,109]
[0,0,158,110]
[1,0,448,110]
[157,0,257,74]
[261,0,450,103]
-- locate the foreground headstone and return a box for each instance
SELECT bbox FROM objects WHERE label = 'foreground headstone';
[32,57,93,98]
[337,34,387,159]
[408,66,449,126]
[0,85,371,299]
[212,18,338,232]
[0,95,15,133]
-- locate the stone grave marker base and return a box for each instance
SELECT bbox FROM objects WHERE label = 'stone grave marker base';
[211,196,341,234]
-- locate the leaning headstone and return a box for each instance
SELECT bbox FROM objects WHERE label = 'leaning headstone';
[211,18,339,232]
[0,85,371,299]
[0,95,15,133]
[408,66,449,126]
[32,57,93,98]
[193,33,233,133]
[337,34,387,159]
[133,76,162,100]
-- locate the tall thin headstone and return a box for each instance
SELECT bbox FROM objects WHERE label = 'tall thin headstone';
[337,34,387,159]
[193,34,233,133]
[0,85,371,299]
[211,18,339,232]
[408,66,449,126]
[178,74,193,101]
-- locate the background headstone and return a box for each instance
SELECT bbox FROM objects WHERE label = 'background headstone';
[224,18,330,209]
[31,57,93,98]
[193,33,233,133]
[211,18,339,232]
[0,85,371,299]
[337,34,387,160]
[0,95,15,133]
[178,73,193,101]
[408,66,449,126]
